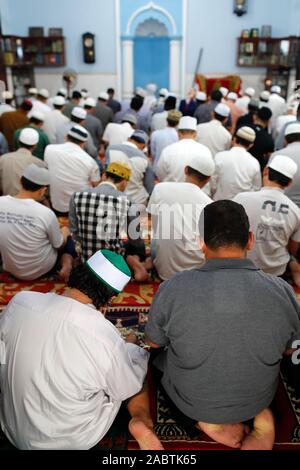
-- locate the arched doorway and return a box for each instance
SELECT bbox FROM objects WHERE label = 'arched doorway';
[133,19,170,90]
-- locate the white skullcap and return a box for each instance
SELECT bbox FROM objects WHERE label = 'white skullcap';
[23,164,50,186]
[71,107,87,120]
[135,87,147,98]
[260,91,271,101]
[98,92,109,101]
[29,88,38,95]
[53,96,66,106]
[38,89,49,99]
[245,87,255,97]
[84,97,96,108]
[178,116,197,131]
[19,128,39,146]
[2,91,13,100]
[188,152,215,177]
[215,103,230,118]
[285,123,300,136]
[271,85,281,94]
[196,91,207,101]
[227,92,238,101]
[58,88,67,97]
[236,126,256,143]
[68,125,88,142]
[30,111,45,122]
[86,250,131,293]
[159,88,169,97]
[268,155,298,180]
[219,87,229,97]
[146,83,157,93]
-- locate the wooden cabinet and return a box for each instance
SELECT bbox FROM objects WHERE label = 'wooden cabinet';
[237,36,300,68]
[0,35,66,68]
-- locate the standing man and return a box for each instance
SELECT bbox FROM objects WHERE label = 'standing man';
[63,91,82,119]
[179,89,198,117]
[236,87,256,113]
[234,155,300,286]
[107,88,121,115]
[0,250,163,450]
[0,128,45,196]
[0,100,32,150]
[94,92,114,130]
[44,125,101,216]
[268,85,287,136]
[194,90,223,125]
[196,104,232,157]
[83,98,103,150]
[249,107,274,172]
[146,200,300,450]
[236,99,260,130]
[225,92,244,131]
[150,110,181,171]
[212,126,261,201]
[151,96,177,132]
[43,96,69,144]
[13,111,49,160]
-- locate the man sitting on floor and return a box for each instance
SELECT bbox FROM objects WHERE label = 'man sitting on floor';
[0,250,163,450]
[146,200,300,450]
[69,162,150,282]
[234,155,300,287]
[0,164,75,282]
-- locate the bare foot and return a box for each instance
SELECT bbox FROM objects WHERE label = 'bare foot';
[241,409,275,451]
[133,267,150,283]
[57,255,73,283]
[144,257,153,271]
[129,418,164,450]
[197,422,248,449]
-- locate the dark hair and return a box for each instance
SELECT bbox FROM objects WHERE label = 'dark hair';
[29,117,43,125]
[235,136,252,147]
[68,264,116,309]
[186,166,210,182]
[54,104,64,110]
[167,118,178,128]
[214,112,227,122]
[201,201,250,250]
[106,171,125,184]
[72,91,82,100]
[19,142,35,151]
[297,103,300,119]
[130,96,144,112]
[71,115,83,124]
[248,103,259,113]
[210,90,223,103]
[20,176,44,192]
[68,135,84,145]
[5,98,13,105]
[257,107,272,122]
[268,168,291,188]
[107,88,114,95]
[164,96,177,111]
[286,133,300,144]
[57,92,65,98]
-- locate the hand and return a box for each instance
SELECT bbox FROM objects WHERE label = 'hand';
[125,332,139,345]
[61,226,71,239]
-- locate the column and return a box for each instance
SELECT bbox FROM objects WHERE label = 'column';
[169,39,181,97]
[122,39,134,100]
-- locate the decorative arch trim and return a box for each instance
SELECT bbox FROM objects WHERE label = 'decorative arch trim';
[126,1,177,36]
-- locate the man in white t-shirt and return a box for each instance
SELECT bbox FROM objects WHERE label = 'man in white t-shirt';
[196,103,232,157]
[44,125,101,215]
[234,155,300,286]
[212,126,261,201]
[0,250,163,450]
[148,152,215,280]
[156,116,212,184]
[102,113,136,146]
[0,164,75,282]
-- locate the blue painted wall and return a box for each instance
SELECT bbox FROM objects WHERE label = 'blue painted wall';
[0,0,117,73]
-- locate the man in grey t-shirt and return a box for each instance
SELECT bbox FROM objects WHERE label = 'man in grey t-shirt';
[146,200,300,450]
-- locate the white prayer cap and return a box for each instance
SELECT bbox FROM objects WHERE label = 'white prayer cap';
[84,97,96,108]
[196,91,207,101]
[285,123,300,136]
[122,113,137,126]
[2,91,13,100]
[268,155,298,180]
[236,126,256,143]
[68,125,89,142]
[188,152,215,177]
[178,116,197,131]
[271,85,281,94]
[19,128,39,146]
[71,107,87,120]
[135,87,147,98]
[215,103,230,118]
[98,91,109,101]
[86,250,131,293]
[245,87,255,97]
[260,90,271,101]
[29,88,38,95]
[159,88,169,97]
[38,89,50,99]
[30,110,45,122]
[219,87,229,97]
[146,83,157,93]
[58,88,67,97]
[53,96,66,106]
[227,92,238,101]
[23,164,50,186]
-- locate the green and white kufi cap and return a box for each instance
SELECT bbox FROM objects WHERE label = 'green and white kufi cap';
[86,250,131,293]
